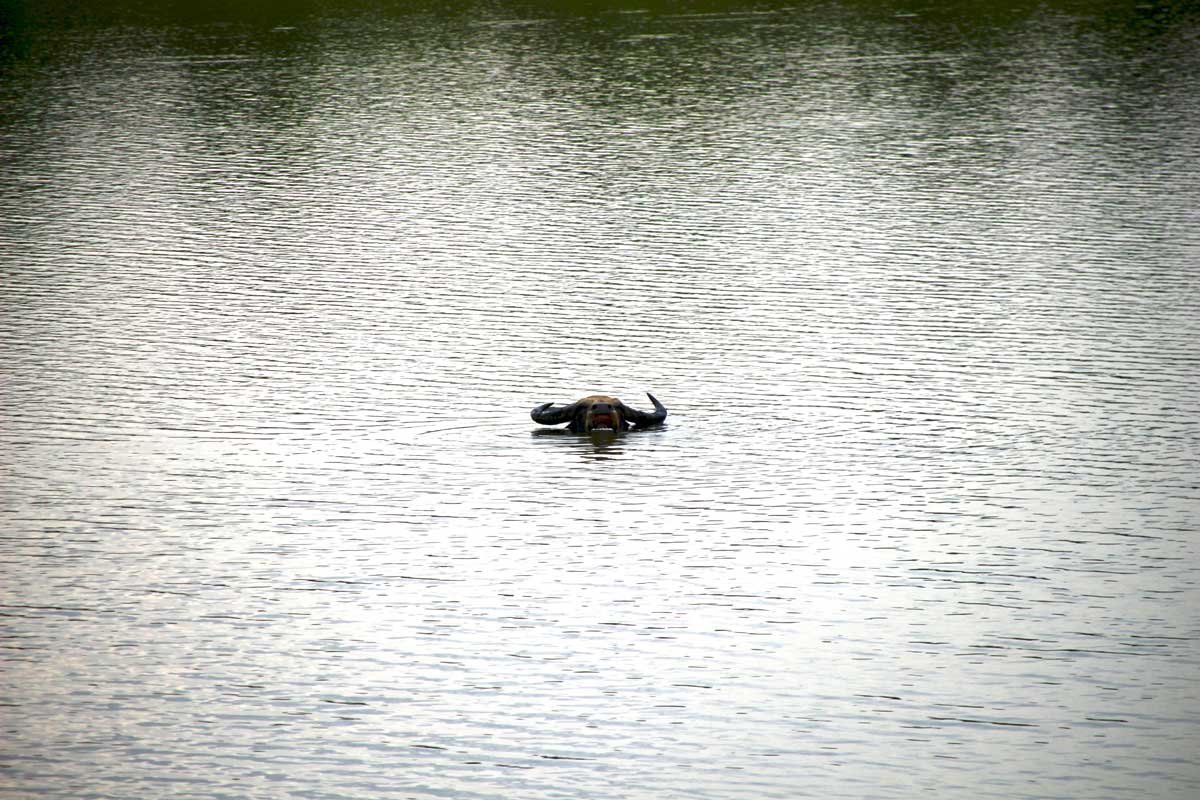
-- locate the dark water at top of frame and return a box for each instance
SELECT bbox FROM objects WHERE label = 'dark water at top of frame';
[2,2,1199,798]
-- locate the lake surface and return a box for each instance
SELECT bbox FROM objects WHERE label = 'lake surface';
[2,2,1199,798]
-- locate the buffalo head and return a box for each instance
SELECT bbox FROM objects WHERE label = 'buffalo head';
[531,393,667,433]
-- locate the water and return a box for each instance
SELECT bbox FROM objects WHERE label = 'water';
[2,2,1199,798]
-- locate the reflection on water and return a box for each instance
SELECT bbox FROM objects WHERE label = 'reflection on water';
[2,2,1199,799]
[531,427,639,462]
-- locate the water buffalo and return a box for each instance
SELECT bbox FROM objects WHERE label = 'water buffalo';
[530,393,667,433]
